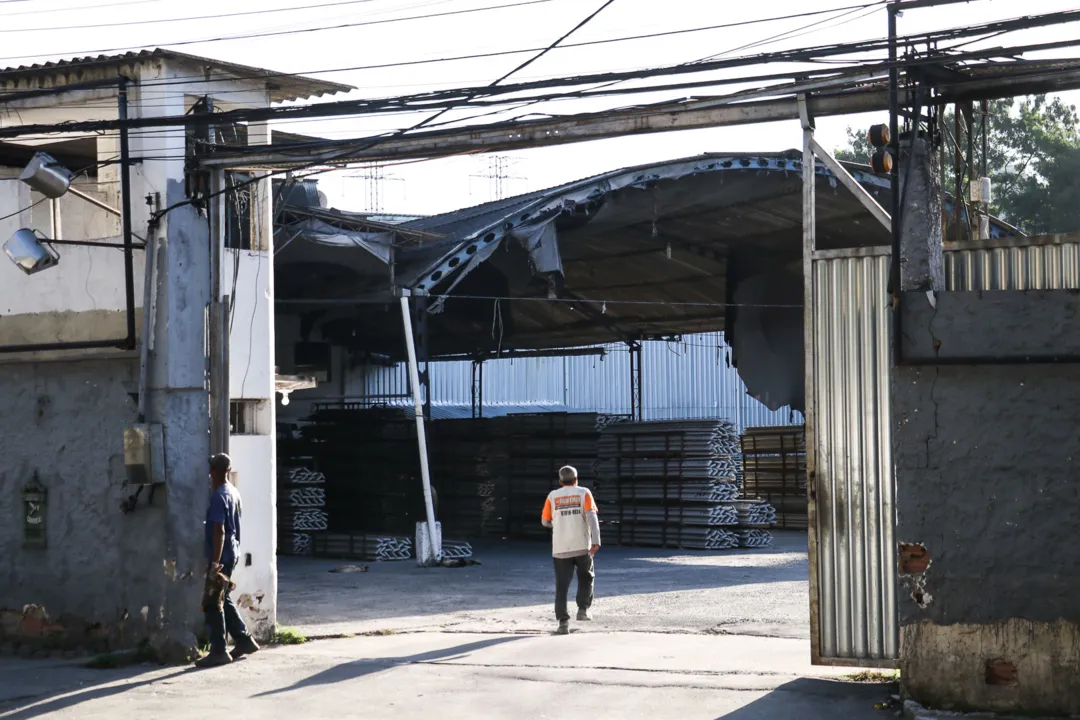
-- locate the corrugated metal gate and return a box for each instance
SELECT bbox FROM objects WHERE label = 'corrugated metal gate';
[810,248,897,665]
[808,238,1080,667]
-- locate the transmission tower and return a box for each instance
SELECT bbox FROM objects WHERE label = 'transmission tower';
[470,155,525,201]
[345,163,404,213]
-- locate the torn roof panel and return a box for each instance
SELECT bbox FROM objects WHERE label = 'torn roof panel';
[278,150,1020,358]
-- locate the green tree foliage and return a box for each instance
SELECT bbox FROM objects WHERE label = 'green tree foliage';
[835,95,1080,235]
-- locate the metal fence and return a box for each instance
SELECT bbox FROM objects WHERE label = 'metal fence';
[350,332,803,433]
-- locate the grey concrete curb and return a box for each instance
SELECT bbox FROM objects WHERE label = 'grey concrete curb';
[904,699,1080,720]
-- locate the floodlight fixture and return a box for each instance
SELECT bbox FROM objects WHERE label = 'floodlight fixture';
[19,152,72,199]
[4,229,60,275]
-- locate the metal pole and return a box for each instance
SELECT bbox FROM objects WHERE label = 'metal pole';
[118,77,137,350]
[137,230,157,422]
[630,343,639,423]
[888,6,902,368]
[400,294,440,564]
[954,110,963,242]
[799,95,822,663]
[50,198,62,241]
[221,293,231,454]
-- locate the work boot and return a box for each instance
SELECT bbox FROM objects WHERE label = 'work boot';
[556,620,570,635]
[230,635,260,659]
[195,651,233,668]
[577,608,592,621]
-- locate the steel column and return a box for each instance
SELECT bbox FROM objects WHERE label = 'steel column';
[800,95,824,665]
[628,341,643,421]
[471,360,484,419]
[413,294,431,421]
[400,294,440,564]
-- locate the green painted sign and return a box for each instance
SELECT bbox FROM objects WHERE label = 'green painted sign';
[21,476,46,549]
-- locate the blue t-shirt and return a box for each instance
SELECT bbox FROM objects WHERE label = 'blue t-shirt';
[205,483,242,567]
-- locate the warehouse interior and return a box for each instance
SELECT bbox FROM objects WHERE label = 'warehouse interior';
[269,150,1012,564]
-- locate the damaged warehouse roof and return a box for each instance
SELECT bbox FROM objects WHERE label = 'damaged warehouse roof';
[275,150,1017,360]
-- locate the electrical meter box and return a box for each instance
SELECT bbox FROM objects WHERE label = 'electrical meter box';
[124,424,165,485]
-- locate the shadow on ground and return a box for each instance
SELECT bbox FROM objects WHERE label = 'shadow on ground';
[253,636,526,698]
[278,531,809,633]
[717,678,897,720]
[0,664,190,720]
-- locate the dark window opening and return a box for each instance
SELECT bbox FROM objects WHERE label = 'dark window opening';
[226,171,253,250]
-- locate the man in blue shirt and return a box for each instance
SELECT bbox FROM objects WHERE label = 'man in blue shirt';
[197,453,260,668]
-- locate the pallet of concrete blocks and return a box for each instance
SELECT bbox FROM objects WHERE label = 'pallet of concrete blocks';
[607,524,739,550]
[277,466,328,556]
[441,539,474,559]
[729,499,778,527]
[740,426,807,530]
[599,419,741,459]
[735,529,774,549]
[611,504,739,527]
[611,480,741,504]
[312,532,414,562]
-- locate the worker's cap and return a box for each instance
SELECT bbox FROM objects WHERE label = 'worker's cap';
[209,453,233,472]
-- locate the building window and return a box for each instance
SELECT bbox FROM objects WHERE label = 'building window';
[230,400,267,435]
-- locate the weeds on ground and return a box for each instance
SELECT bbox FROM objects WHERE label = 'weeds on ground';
[845,669,900,683]
[86,642,158,669]
[274,626,307,645]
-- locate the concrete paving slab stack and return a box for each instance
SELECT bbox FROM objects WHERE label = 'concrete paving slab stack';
[740,426,807,530]
[597,419,755,550]
[277,466,328,556]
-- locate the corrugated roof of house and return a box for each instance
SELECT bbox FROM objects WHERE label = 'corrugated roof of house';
[0,49,352,103]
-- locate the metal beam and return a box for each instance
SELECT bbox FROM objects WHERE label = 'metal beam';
[800,98,822,665]
[810,137,891,231]
[203,91,891,168]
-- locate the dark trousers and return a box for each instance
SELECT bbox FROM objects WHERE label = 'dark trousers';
[205,561,250,655]
[554,554,594,622]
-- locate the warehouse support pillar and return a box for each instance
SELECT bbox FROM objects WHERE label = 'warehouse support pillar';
[399,291,441,565]
[628,340,643,421]
[471,360,483,419]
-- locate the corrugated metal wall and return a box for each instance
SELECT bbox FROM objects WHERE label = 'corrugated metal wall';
[808,237,1080,667]
[351,332,803,433]
[811,251,898,664]
[945,241,1080,290]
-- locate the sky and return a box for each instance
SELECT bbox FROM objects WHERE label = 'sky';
[3,0,1079,216]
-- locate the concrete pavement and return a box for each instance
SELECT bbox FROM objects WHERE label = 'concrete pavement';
[0,533,899,718]
[278,532,811,639]
[0,631,895,719]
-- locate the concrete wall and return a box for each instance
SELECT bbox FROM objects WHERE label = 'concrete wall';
[0,358,170,653]
[0,58,280,657]
[893,290,1080,715]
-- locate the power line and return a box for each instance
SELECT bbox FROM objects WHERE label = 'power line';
[0,196,47,223]
[113,5,1080,99]
[0,0,560,65]
[694,1,886,63]
[0,1,886,88]
[0,0,385,34]
[408,294,803,309]
[491,0,618,86]
[5,0,166,15]
[139,0,622,234]
[11,9,1074,143]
